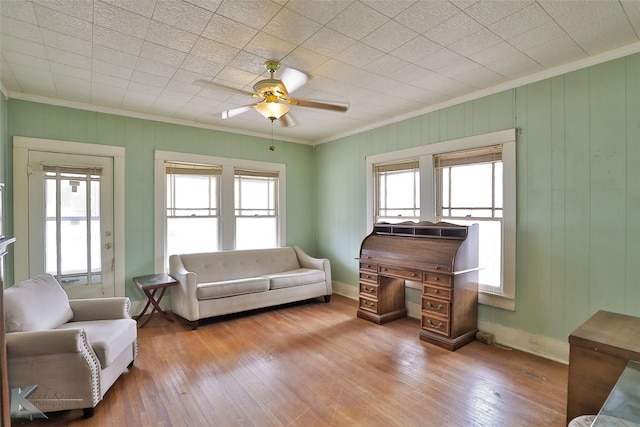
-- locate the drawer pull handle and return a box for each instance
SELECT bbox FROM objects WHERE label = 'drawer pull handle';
[434,277,440,281]
[363,286,373,293]
[435,266,441,270]
[411,273,417,277]
[427,319,444,329]
[382,268,388,271]
[427,302,443,311]
[433,289,440,294]
[363,300,375,308]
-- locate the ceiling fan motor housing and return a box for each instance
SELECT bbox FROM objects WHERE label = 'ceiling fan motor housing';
[253,79,288,98]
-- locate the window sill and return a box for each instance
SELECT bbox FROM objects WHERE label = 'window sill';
[479,291,515,311]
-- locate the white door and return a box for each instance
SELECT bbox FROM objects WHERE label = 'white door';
[28,152,115,298]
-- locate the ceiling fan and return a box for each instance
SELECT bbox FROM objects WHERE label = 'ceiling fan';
[220,61,349,127]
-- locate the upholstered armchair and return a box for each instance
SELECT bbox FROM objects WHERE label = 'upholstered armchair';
[4,274,137,418]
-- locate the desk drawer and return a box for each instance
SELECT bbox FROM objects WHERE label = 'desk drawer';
[359,272,378,283]
[359,261,377,273]
[359,282,379,298]
[359,297,378,313]
[421,297,450,318]
[421,314,450,336]
[423,284,451,301]
[379,265,421,281]
[424,272,452,287]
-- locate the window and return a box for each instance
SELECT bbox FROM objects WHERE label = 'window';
[154,151,286,272]
[367,129,516,310]
[234,169,279,249]
[374,160,419,223]
[43,165,102,286]
[166,162,221,257]
[435,146,503,295]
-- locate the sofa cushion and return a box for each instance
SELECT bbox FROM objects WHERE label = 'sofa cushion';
[181,247,301,283]
[57,319,137,369]
[197,277,269,300]
[4,274,74,332]
[265,268,326,290]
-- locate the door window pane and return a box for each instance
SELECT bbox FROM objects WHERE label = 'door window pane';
[44,167,102,286]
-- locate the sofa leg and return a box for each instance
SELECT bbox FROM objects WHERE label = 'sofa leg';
[190,320,199,330]
[324,295,331,303]
[83,407,95,418]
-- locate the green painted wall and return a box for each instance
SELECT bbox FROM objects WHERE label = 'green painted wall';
[315,52,640,342]
[6,100,316,299]
[1,94,13,287]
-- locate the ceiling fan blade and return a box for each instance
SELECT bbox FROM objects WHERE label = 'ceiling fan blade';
[280,68,308,94]
[206,81,255,97]
[221,105,255,119]
[286,98,349,112]
[279,112,297,128]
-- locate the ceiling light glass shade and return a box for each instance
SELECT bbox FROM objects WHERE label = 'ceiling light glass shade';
[255,101,289,121]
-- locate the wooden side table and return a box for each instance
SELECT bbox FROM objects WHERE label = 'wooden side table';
[133,273,178,328]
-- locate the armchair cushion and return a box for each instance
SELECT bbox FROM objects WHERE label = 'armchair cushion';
[57,319,137,368]
[4,274,73,332]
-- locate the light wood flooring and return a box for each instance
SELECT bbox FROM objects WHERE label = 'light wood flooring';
[12,295,568,426]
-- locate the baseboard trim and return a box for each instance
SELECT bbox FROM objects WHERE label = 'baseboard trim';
[332,280,569,364]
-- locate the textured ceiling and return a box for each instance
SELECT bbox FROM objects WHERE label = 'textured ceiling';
[1,0,640,144]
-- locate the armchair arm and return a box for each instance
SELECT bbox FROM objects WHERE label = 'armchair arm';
[293,246,332,294]
[7,329,92,357]
[69,297,131,321]
[7,329,102,411]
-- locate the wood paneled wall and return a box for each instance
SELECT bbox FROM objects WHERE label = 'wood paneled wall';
[315,52,640,344]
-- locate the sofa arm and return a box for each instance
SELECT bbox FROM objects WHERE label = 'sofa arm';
[169,254,200,321]
[7,329,94,358]
[293,246,332,295]
[69,297,131,321]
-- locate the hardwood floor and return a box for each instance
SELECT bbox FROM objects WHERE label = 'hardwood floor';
[11,295,568,426]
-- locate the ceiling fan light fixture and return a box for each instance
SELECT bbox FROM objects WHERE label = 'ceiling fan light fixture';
[255,99,289,121]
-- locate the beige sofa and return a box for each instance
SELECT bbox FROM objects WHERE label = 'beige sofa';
[169,246,332,329]
[4,274,137,418]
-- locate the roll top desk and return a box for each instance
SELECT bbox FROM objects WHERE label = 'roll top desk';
[358,221,479,351]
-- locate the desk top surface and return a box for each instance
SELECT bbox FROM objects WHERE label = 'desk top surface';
[569,311,640,355]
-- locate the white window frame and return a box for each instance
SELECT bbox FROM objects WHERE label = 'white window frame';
[154,151,286,273]
[366,129,516,311]
[374,159,420,223]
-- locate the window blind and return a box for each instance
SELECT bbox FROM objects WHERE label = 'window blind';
[373,159,419,173]
[43,165,103,176]
[234,168,279,178]
[165,162,222,176]
[434,146,502,168]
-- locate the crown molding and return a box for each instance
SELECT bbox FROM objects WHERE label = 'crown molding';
[4,91,312,146]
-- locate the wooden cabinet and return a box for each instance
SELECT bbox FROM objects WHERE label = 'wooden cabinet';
[566,310,640,423]
[358,221,479,351]
[357,258,407,324]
